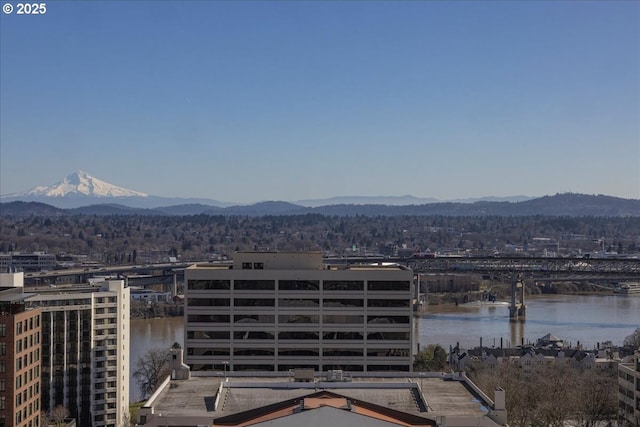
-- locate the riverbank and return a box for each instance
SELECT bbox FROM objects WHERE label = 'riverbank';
[425,281,615,306]
[130,300,183,318]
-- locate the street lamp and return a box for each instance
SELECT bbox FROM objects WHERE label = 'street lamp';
[223,361,229,380]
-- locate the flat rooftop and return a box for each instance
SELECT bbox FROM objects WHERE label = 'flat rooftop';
[146,374,490,420]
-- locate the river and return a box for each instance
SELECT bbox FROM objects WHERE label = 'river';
[417,294,640,350]
[129,294,640,402]
[130,317,185,402]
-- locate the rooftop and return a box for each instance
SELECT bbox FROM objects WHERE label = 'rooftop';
[139,372,504,427]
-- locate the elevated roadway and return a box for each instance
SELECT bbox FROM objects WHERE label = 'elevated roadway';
[20,256,639,287]
[328,256,640,282]
[22,262,192,287]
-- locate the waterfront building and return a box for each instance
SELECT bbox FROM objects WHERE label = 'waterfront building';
[453,345,621,373]
[0,253,56,273]
[618,349,640,426]
[25,280,130,427]
[184,251,414,372]
[0,273,42,427]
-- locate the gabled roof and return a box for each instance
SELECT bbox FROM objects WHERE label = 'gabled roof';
[539,333,563,342]
[213,390,437,427]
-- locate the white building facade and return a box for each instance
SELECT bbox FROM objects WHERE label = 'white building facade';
[184,252,414,373]
[618,349,640,426]
[26,281,130,427]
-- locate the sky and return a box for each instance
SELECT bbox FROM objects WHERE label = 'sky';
[1,1,639,204]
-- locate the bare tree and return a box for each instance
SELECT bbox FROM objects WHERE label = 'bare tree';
[574,369,618,427]
[45,405,69,427]
[623,327,640,348]
[466,361,616,427]
[132,347,171,400]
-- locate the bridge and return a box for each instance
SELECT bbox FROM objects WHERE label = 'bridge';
[329,255,640,320]
[21,256,639,319]
[22,262,192,292]
[24,256,640,286]
[326,255,639,281]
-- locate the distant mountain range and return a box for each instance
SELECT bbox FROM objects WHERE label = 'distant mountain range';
[1,170,532,209]
[1,171,638,217]
[2,193,639,217]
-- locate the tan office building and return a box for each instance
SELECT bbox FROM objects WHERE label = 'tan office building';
[185,251,414,373]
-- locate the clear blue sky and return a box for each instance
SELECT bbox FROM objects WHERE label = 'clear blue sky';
[1,1,638,203]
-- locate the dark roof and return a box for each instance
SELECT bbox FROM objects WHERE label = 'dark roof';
[213,390,437,427]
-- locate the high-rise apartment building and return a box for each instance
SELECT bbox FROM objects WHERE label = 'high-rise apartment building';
[25,280,130,427]
[618,349,640,426]
[0,273,42,427]
[185,252,414,372]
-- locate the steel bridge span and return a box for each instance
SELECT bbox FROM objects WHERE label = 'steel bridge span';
[404,256,639,281]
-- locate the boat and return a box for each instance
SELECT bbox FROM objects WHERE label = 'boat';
[614,282,640,294]
[461,300,510,307]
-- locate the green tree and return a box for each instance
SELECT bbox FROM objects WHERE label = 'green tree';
[413,344,447,371]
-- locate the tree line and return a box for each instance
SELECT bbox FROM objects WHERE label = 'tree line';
[2,214,638,263]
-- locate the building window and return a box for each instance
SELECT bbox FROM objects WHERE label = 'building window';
[241,262,253,270]
[234,280,275,291]
[0,343,5,356]
[279,280,319,291]
[234,298,275,307]
[367,280,410,291]
[322,315,364,324]
[233,314,275,324]
[186,298,230,307]
[279,315,319,324]
[323,298,364,308]
[323,281,364,291]
[187,314,230,323]
[279,298,319,308]
[0,323,5,337]
[187,331,230,340]
[367,299,410,308]
[187,280,230,290]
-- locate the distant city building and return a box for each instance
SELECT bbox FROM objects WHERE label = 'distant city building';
[184,251,414,372]
[452,335,623,374]
[618,349,640,426]
[129,287,171,303]
[0,253,57,273]
[24,280,130,427]
[0,273,42,427]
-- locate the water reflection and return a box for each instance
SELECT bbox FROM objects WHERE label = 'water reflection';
[509,320,524,348]
[419,294,640,350]
[129,317,184,402]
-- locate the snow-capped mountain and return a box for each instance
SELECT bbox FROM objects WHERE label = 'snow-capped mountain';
[23,170,149,198]
[0,170,230,209]
[1,170,538,211]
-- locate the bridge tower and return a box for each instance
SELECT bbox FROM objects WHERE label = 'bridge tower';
[509,276,526,320]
